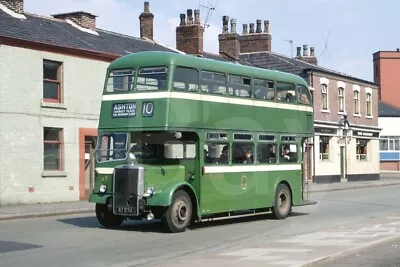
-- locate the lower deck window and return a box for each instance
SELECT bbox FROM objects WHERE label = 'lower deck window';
[279,144,298,163]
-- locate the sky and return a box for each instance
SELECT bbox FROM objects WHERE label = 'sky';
[23,0,400,82]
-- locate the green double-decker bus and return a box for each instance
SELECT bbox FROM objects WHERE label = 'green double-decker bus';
[89,51,315,233]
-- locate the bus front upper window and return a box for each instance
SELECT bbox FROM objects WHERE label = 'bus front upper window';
[105,69,134,93]
[136,67,168,91]
[96,133,128,162]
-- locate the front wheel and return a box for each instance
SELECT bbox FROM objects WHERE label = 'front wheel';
[95,203,125,228]
[271,183,292,220]
[162,190,192,233]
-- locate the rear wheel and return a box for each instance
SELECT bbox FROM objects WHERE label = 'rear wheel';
[271,183,292,220]
[95,203,125,228]
[162,190,192,233]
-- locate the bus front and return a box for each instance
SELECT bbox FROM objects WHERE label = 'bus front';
[89,53,199,233]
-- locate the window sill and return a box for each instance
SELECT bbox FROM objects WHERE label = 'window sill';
[353,113,361,117]
[41,100,66,110]
[42,171,67,177]
[338,111,347,115]
[366,115,373,119]
[321,109,330,113]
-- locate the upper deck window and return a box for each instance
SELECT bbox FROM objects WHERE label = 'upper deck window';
[201,71,227,95]
[173,67,199,92]
[297,85,312,105]
[253,79,275,100]
[137,67,168,91]
[277,82,296,103]
[105,69,134,93]
[228,75,251,97]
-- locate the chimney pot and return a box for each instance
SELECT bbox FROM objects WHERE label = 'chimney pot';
[222,15,229,33]
[256,19,262,33]
[310,46,315,57]
[242,24,248,35]
[249,23,255,34]
[296,47,301,57]
[180,13,186,26]
[264,20,270,33]
[303,44,309,57]
[230,18,237,33]
[194,9,200,24]
[144,1,150,12]
[187,9,193,25]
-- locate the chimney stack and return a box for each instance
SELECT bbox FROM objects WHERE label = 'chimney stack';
[295,44,318,65]
[0,0,23,14]
[176,8,204,55]
[139,1,154,40]
[218,16,240,60]
[52,11,97,29]
[239,19,272,53]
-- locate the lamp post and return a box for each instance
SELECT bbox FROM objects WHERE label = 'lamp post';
[338,115,350,180]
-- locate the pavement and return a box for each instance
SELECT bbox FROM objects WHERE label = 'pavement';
[1,173,400,221]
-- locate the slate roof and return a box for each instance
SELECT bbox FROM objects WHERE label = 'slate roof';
[239,52,377,86]
[0,9,174,56]
[379,101,400,117]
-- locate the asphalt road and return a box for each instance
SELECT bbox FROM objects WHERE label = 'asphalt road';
[1,185,400,267]
[312,236,400,267]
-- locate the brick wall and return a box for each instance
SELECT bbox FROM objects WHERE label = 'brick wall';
[311,72,379,127]
[373,51,400,107]
[0,0,23,14]
[380,161,400,171]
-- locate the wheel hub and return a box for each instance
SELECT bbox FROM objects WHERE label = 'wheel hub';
[176,201,187,221]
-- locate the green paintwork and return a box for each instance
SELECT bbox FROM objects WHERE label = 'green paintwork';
[89,51,314,219]
[89,192,110,204]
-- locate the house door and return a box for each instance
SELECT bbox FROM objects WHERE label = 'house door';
[79,128,97,200]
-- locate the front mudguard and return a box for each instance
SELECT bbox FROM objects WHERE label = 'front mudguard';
[146,181,199,214]
[89,193,111,204]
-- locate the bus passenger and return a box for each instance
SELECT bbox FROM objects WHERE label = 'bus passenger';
[242,149,253,164]
[219,145,229,164]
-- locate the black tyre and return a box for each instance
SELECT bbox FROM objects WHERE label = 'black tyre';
[162,190,192,233]
[271,183,292,220]
[95,203,125,228]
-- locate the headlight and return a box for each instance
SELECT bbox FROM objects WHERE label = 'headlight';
[99,184,107,193]
[143,187,155,197]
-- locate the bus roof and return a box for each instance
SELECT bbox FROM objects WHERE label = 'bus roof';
[108,51,308,86]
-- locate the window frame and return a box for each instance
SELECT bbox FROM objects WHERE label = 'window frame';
[43,59,63,103]
[172,66,199,92]
[338,87,345,113]
[253,78,276,101]
[43,127,64,171]
[200,70,227,95]
[321,84,328,111]
[136,66,168,91]
[356,138,368,161]
[366,92,372,117]
[319,136,331,161]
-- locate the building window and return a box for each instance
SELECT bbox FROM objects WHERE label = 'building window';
[43,60,63,103]
[354,90,360,114]
[43,127,64,171]
[356,138,368,161]
[321,84,328,110]
[380,136,400,151]
[366,93,372,116]
[338,87,345,112]
[319,136,330,160]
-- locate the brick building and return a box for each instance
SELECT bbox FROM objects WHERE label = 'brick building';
[0,0,175,205]
[374,50,400,171]
[211,15,381,183]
